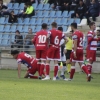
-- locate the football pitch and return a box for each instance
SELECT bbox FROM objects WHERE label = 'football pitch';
[0,70,100,100]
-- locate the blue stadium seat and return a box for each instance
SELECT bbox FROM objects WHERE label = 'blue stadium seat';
[11,34,15,42]
[36,11,43,17]
[67,11,74,17]
[10,25,17,32]
[14,10,19,15]
[74,18,81,24]
[7,3,13,9]
[13,3,19,10]
[22,25,29,33]
[29,18,36,25]
[60,18,68,25]
[36,4,43,10]
[66,18,74,25]
[34,26,41,32]
[17,18,23,25]
[32,3,37,10]
[0,17,5,24]
[16,25,23,32]
[62,11,68,18]
[48,25,52,30]
[4,17,11,25]
[43,4,50,10]
[55,18,62,25]
[48,11,55,18]
[42,11,49,17]
[54,11,62,18]
[42,18,49,23]
[35,18,42,25]
[23,18,30,25]
[0,25,4,32]
[0,34,2,39]
[48,18,55,25]
[4,25,11,32]
[19,3,24,10]
[62,26,68,32]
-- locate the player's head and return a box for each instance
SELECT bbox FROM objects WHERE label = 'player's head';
[58,27,63,32]
[71,23,77,31]
[51,22,57,28]
[11,50,19,59]
[89,22,96,30]
[42,23,47,30]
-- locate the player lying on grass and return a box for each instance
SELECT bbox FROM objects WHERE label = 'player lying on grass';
[11,50,44,79]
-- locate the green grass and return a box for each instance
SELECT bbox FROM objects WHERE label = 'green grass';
[0,70,100,100]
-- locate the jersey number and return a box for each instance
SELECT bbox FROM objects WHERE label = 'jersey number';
[38,35,46,43]
[79,38,83,46]
[54,36,59,45]
[24,53,32,59]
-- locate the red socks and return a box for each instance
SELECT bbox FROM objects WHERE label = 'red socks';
[30,76,38,79]
[70,66,75,79]
[40,63,45,76]
[54,65,58,77]
[87,64,92,74]
[37,62,41,76]
[46,64,50,75]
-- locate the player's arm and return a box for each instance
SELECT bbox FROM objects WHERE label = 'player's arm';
[18,63,21,78]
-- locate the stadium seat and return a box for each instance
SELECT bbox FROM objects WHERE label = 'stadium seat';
[62,11,68,18]
[66,18,74,25]
[4,17,12,25]
[48,25,52,30]
[62,26,68,32]
[13,3,19,10]
[1,39,9,46]
[36,11,43,17]
[14,10,19,15]
[35,18,42,25]
[7,3,13,9]
[19,3,24,10]
[0,34,2,39]
[16,25,23,32]
[34,26,41,32]
[67,11,74,17]
[0,17,5,24]
[74,18,81,24]
[32,3,38,10]
[48,18,55,25]
[23,18,30,25]
[60,18,68,25]
[11,34,15,42]
[22,25,29,33]
[0,25,4,32]
[43,4,50,10]
[48,11,55,18]
[54,11,62,18]
[42,18,49,23]
[4,25,11,32]
[36,4,43,10]
[29,18,36,25]
[42,11,49,17]
[55,18,62,25]
[17,18,23,25]
[10,25,17,33]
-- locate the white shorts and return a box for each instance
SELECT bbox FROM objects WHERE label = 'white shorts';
[58,53,66,62]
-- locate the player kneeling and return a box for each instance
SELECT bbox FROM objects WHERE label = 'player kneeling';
[11,50,43,79]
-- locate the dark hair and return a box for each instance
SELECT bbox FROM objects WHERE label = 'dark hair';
[11,50,19,55]
[51,22,57,28]
[27,2,32,6]
[79,0,83,2]
[58,27,63,31]
[89,22,95,28]
[71,23,77,29]
[11,10,14,13]
[42,23,47,29]
[15,30,20,34]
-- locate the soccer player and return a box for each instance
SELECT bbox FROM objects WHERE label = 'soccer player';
[11,50,40,79]
[67,23,91,81]
[57,27,67,80]
[42,22,66,80]
[86,22,100,75]
[32,23,50,79]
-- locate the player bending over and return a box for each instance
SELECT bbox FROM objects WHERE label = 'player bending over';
[11,50,41,79]
[67,23,91,82]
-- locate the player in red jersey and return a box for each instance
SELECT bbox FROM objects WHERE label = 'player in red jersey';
[32,23,50,79]
[11,50,40,79]
[67,23,91,81]
[86,22,100,75]
[42,22,66,80]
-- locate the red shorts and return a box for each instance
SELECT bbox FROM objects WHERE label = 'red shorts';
[70,49,83,62]
[47,46,60,60]
[86,49,96,62]
[27,60,38,75]
[36,50,47,60]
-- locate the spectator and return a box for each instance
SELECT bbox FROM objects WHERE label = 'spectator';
[52,0,63,10]
[60,0,72,12]
[71,0,87,19]
[20,2,34,18]
[24,28,34,52]
[70,0,79,11]
[85,0,99,24]
[48,0,54,4]
[0,2,10,17]
[8,11,18,23]
[11,30,23,50]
